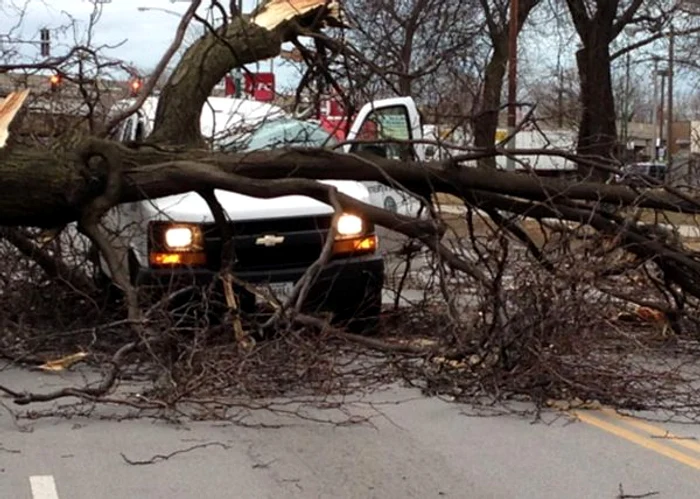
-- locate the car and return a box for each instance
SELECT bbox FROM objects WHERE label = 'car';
[99,95,426,333]
[615,162,667,187]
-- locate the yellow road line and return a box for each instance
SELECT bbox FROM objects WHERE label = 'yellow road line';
[600,407,700,455]
[572,410,700,471]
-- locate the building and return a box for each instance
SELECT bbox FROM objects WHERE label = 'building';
[0,71,140,141]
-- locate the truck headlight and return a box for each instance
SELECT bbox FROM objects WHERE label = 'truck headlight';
[165,226,199,250]
[336,214,363,238]
[149,223,206,267]
[332,214,377,256]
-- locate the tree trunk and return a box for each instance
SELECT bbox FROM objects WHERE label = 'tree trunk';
[0,149,98,228]
[575,27,617,180]
[0,142,694,228]
[150,18,282,146]
[471,0,539,169]
[473,36,507,169]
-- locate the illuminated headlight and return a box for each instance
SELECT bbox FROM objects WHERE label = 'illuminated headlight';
[336,214,363,238]
[163,225,203,251]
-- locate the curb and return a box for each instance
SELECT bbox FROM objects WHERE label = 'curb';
[436,204,700,240]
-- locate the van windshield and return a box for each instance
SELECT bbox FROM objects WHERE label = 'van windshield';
[220,118,338,152]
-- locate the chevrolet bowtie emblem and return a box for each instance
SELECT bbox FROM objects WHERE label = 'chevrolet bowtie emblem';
[255,234,285,247]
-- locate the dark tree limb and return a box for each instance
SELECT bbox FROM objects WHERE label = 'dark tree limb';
[2,340,138,405]
[0,227,96,295]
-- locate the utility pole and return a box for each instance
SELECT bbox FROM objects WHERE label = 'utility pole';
[234,0,244,97]
[659,70,666,154]
[506,0,519,170]
[651,58,658,160]
[623,51,630,149]
[667,24,674,168]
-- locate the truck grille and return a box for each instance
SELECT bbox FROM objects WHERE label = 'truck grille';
[202,215,332,271]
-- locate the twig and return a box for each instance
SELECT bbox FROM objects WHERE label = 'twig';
[120,442,230,466]
[2,340,137,406]
[252,459,277,469]
[617,483,660,498]
[102,0,203,135]
[650,432,697,441]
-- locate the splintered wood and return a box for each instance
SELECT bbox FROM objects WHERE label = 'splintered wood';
[0,89,29,149]
[252,0,344,30]
[221,271,255,349]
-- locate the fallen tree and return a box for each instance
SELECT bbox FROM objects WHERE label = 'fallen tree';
[0,0,693,232]
[2,0,699,328]
[2,0,700,416]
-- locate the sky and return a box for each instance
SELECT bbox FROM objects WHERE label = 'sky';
[1,0,692,109]
[0,0,302,89]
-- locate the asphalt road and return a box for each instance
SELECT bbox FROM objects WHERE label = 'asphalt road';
[2,234,700,499]
[2,367,700,498]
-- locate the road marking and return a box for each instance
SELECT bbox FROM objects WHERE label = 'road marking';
[600,407,700,455]
[29,475,60,499]
[572,410,700,471]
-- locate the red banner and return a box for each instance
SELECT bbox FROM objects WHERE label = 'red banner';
[319,95,352,140]
[224,75,235,96]
[244,72,275,101]
[223,73,275,101]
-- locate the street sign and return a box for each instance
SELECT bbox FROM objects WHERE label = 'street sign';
[224,75,235,96]
[319,95,351,140]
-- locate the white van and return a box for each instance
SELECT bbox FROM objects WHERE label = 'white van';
[103,95,426,332]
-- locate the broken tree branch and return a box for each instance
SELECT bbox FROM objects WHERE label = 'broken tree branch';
[120,442,230,466]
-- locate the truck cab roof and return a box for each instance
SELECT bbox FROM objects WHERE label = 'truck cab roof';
[111,95,287,144]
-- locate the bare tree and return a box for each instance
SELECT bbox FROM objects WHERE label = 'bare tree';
[471,0,542,168]
[342,0,482,101]
[4,0,700,417]
[562,0,700,174]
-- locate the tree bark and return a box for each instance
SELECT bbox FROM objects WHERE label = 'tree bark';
[575,29,617,179]
[149,0,345,146]
[150,17,282,146]
[0,148,102,228]
[472,0,540,169]
[473,37,507,169]
[0,142,695,228]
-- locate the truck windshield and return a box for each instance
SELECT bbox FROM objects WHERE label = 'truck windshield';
[220,118,338,152]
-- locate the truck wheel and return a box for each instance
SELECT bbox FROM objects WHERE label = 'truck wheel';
[346,311,381,335]
[341,289,382,335]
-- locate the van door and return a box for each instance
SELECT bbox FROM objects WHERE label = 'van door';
[344,97,425,217]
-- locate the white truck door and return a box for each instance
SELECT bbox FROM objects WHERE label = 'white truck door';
[344,97,425,217]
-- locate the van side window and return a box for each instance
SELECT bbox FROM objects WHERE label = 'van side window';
[135,120,145,142]
[121,118,133,142]
[350,105,414,161]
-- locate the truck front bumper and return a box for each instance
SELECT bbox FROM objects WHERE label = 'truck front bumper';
[134,254,384,319]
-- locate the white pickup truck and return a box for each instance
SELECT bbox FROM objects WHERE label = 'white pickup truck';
[102,95,426,332]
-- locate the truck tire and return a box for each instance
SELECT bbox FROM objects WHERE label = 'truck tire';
[338,286,382,335]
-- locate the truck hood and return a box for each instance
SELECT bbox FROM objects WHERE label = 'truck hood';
[144,180,370,223]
